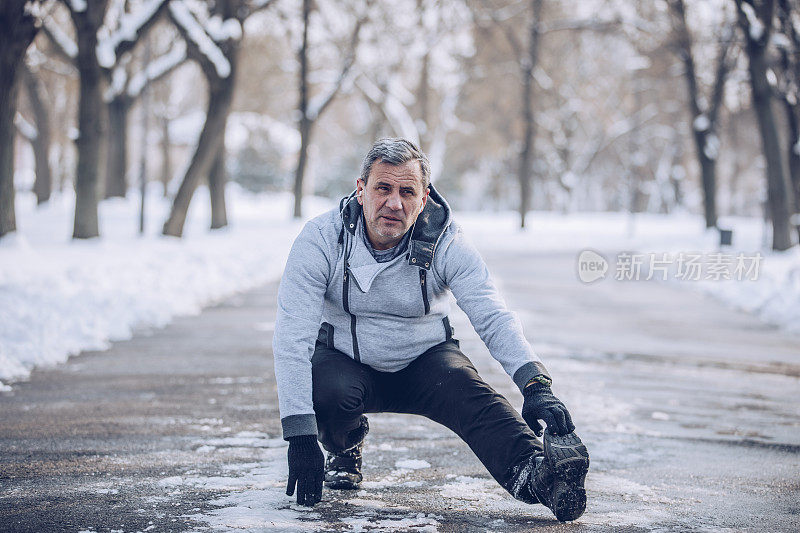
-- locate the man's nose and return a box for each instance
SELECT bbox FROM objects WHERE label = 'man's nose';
[386,192,402,210]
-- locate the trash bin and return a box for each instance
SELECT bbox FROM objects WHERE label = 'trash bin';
[719,227,733,246]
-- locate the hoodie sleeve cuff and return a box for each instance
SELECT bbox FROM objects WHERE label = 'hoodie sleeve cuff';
[281,414,318,440]
[512,361,551,393]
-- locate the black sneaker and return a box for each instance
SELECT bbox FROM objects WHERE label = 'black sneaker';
[529,430,590,522]
[324,416,368,490]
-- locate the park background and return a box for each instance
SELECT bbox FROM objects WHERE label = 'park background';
[1,1,799,531]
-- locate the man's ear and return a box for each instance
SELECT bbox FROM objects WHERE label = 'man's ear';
[421,187,430,210]
[356,179,365,205]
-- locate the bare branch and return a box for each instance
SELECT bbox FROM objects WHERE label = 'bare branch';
[306,8,367,120]
[541,17,621,34]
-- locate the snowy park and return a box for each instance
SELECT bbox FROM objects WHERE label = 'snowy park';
[2,0,800,531]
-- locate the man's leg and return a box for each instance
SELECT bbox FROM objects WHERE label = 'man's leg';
[386,338,543,496]
[311,342,381,452]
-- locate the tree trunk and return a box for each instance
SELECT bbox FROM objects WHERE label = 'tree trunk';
[744,50,793,248]
[693,130,718,228]
[670,0,723,229]
[517,0,542,229]
[292,118,312,218]
[162,81,233,237]
[71,3,109,239]
[105,96,130,199]
[20,64,52,205]
[739,3,792,250]
[209,132,227,229]
[0,58,19,237]
[416,0,431,151]
[160,114,171,197]
[786,99,800,241]
[0,1,38,238]
[292,0,311,219]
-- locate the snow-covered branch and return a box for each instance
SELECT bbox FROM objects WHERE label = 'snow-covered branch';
[740,1,765,41]
[355,75,420,143]
[14,112,38,141]
[168,0,231,78]
[205,14,242,42]
[68,0,86,13]
[96,0,169,68]
[41,16,78,62]
[127,40,187,98]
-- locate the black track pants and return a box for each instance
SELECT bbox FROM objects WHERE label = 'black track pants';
[311,337,543,491]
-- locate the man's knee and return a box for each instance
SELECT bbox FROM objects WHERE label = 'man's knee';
[313,378,366,421]
[435,361,484,394]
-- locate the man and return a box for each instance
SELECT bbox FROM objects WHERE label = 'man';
[273,138,589,522]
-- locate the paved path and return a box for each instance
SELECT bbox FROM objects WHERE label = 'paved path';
[1,248,798,532]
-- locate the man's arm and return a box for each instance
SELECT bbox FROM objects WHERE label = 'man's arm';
[273,221,331,506]
[273,221,331,438]
[436,225,548,392]
[437,225,576,435]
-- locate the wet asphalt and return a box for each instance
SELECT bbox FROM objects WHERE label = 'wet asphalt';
[1,248,799,532]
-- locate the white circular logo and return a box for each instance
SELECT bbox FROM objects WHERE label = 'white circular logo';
[577,250,608,283]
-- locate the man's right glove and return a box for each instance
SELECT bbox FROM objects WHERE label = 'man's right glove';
[286,435,324,506]
[521,380,576,437]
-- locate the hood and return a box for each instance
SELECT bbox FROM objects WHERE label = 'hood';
[338,183,452,270]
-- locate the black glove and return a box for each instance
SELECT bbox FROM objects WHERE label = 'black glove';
[521,383,576,437]
[286,435,324,506]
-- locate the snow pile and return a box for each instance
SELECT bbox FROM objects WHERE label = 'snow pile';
[0,184,331,389]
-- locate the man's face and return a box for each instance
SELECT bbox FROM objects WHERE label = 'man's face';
[356,159,429,251]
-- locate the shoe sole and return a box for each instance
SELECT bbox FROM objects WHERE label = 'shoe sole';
[324,472,362,490]
[544,431,589,522]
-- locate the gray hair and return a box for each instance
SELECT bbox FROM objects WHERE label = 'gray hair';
[360,138,431,190]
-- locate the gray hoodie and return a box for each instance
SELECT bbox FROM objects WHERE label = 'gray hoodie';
[273,185,549,439]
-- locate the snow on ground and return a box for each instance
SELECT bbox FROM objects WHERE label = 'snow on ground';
[459,211,800,334]
[0,184,332,390]
[1,187,798,390]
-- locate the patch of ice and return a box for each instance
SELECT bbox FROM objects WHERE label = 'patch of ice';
[394,459,430,470]
[341,514,438,532]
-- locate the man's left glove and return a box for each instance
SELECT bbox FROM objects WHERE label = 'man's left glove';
[521,381,576,437]
[286,435,324,506]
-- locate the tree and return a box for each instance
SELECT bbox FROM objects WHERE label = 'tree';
[775,0,800,242]
[104,37,186,199]
[63,0,110,238]
[290,0,367,218]
[473,0,617,226]
[668,0,736,229]
[48,0,169,237]
[163,0,275,237]
[0,0,40,238]
[354,0,472,184]
[18,60,53,205]
[735,0,795,250]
